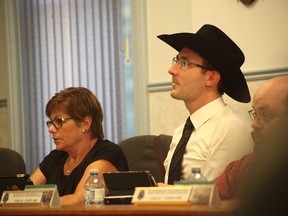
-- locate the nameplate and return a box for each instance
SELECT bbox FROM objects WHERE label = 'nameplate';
[132,184,220,206]
[132,185,193,205]
[0,184,60,207]
[0,191,43,206]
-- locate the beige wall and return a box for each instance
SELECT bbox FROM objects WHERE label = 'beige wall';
[146,0,288,135]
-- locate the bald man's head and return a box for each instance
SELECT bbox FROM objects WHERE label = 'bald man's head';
[251,76,288,152]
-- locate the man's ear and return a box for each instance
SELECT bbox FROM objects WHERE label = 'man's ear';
[206,71,221,87]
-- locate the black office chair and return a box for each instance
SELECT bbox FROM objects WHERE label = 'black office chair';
[118,134,172,183]
[0,148,26,176]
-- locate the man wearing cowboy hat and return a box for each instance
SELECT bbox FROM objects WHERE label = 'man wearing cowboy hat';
[157,24,253,184]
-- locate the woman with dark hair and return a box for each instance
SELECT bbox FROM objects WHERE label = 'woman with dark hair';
[30,87,128,205]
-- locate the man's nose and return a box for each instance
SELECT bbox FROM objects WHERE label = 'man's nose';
[251,119,263,130]
[168,64,178,75]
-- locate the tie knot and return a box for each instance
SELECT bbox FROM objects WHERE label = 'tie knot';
[185,117,193,129]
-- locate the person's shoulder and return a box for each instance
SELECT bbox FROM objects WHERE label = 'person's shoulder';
[239,153,254,163]
[223,153,253,172]
[91,139,128,170]
[217,105,250,125]
[41,149,67,165]
[97,139,118,146]
[45,149,66,158]
[95,139,122,151]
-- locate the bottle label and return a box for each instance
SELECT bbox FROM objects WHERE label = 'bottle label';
[84,188,105,205]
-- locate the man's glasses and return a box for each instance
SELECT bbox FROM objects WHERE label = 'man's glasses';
[46,117,73,129]
[172,56,215,71]
[248,110,273,124]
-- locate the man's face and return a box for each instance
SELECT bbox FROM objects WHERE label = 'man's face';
[168,48,208,104]
[251,80,287,153]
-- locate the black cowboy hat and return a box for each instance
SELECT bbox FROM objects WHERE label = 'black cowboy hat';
[157,24,251,103]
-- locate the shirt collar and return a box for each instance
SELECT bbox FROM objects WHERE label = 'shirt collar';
[190,97,226,129]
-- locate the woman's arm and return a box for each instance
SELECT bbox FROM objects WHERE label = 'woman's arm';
[60,159,118,206]
[30,167,47,185]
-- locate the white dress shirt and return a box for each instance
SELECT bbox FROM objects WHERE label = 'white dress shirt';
[164,97,253,183]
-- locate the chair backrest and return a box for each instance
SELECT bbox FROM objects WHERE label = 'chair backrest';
[0,148,26,176]
[118,134,172,183]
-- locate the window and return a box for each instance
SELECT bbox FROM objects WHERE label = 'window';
[18,0,134,173]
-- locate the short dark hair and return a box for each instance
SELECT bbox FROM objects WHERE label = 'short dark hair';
[45,87,104,140]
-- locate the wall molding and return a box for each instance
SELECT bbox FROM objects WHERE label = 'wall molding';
[148,67,288,92]
[244,67,288,81]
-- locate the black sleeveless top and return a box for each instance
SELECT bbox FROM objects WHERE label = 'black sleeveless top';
[39,139,128,196]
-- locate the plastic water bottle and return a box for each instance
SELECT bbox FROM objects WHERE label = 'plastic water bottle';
[187,165,208,183]
[84,169,105,205]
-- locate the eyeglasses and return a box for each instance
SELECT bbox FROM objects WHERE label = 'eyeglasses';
[248,110,273,124]
[172,56,215,71]
[46,117,73,129]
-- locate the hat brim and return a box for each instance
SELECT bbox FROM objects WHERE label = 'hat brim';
[157,33,251,103]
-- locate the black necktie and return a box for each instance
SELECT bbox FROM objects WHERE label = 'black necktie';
[168,117,194,184]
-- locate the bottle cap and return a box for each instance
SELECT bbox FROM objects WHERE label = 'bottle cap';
[191,165,201,172]
[90,169,99,174]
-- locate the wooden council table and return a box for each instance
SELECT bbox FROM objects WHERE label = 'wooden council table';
[0,201,236,216]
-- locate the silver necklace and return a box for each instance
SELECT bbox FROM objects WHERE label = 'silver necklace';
[66,168,73,174]
[65,161,78,175]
